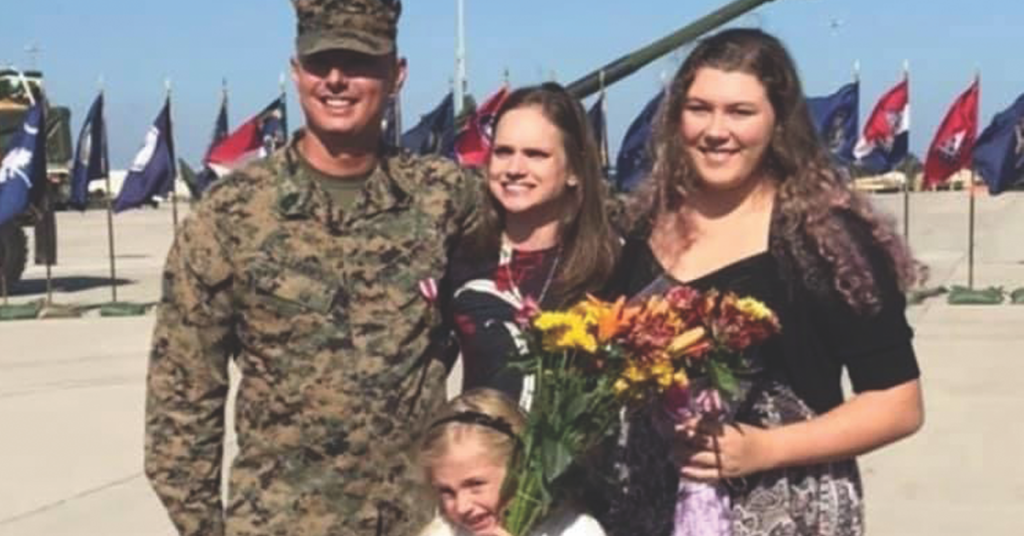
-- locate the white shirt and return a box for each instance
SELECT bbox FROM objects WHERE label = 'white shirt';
[417,509,607,536]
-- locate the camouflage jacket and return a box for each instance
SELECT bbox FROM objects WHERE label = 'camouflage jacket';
[145,136,478,536]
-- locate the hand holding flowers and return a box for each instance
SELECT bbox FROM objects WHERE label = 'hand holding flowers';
[501,285,780,536]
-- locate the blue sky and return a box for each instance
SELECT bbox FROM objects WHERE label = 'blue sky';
[3,0,1021,167]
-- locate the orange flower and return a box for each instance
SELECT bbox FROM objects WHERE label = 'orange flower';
[596,296,640,343]
[666,326,709,359]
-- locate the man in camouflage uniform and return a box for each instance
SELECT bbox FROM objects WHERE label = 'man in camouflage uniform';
[144,1,477,535]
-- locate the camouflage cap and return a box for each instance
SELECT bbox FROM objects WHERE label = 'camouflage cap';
[292,0,402,57]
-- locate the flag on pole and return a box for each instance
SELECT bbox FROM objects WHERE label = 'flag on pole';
[113,98,176,213]
[615,91,664,192]
[69,93,109,209]
[587,94,609,171]
[206,96,286,177]
[0,103,46,226]
[973,92,1024,195]
[455,86,510,168]
[401,92,455,156]
[191,92,230,197]
[854,78,909,173]
[807,81,858,164]
[923,78,979,188]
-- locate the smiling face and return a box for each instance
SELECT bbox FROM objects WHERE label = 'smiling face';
[291,48,405,145]
[680,67,776,191]
[429,436,508,535]
[487,105,575,225]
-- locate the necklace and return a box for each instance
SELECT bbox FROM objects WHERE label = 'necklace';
[500,238,562,306]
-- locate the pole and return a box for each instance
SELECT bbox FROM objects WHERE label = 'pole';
[43,178,54,306]
[565,0,778,99]
[454,0,467,117]
[105,174,118,303]
[166,79,179,230]
[901,60,910,245]
[903,174,910,244]
[967,175,976,289]
[99,84,118,304]
[598,70,609,172]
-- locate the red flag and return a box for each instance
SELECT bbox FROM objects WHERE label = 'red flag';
[207,97,285,176]
[455,86,509,168]
[923,79,979,188]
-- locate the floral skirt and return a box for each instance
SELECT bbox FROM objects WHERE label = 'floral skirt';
[727,380,864,536]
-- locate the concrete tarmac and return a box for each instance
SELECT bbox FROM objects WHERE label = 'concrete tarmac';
[1,192,1022,535]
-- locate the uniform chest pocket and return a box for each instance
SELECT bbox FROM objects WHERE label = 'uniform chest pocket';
[249,264,342,315]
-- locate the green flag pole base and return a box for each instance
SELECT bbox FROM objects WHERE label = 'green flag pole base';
[38,302,84,319]
[1009,288,1024,305]
[946,285,1005,305]
[99,301,152,317]
[0,301,43,321]
[907,285,948,306]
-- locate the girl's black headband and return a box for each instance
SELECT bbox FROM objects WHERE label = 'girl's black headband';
[428,411,519,441]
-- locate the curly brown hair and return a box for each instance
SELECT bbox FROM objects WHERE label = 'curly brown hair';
[639,28,923,313]
[460,82,620,308]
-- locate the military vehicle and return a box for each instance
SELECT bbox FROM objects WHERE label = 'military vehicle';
[0,68,73,288]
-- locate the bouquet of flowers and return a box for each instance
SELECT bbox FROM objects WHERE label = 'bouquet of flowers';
[502,286,780,536]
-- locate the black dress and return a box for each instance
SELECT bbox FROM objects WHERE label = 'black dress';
[445,242,561,405]
[600,222,919,536]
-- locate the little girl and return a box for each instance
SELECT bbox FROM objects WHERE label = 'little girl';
[417,388,607,536]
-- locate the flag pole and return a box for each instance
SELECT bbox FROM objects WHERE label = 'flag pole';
[37,77,54,306]
[967,173,976,289]
[966,72,980,289]
[166,79,179,231]
[901,60,911,245]
[99,80,119,303]
[44,180,53,307]
[598,70,610,172]
[454,0,467,118]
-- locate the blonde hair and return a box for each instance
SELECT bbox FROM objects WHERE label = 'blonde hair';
[419,388,526,472]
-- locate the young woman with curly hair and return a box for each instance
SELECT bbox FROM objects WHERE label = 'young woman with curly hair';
[599,28,925,536]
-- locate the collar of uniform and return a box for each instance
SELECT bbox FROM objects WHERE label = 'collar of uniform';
[275,132,414,222]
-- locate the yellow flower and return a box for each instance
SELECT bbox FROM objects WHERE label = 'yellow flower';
[735,297,773,321]
[673,370,689,388]
[623,365,647,383]
[534,311,573,332]
[536,311,597,352]
[613,378,630,394]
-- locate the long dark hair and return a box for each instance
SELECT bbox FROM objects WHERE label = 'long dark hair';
[639,28,923,313]
[461,82,620,307]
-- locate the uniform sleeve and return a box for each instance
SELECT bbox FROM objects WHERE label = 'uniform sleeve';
[811,218,920,394]
[144,202,238,536]
[451,166,483,234]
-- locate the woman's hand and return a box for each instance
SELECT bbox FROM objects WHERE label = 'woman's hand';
[674,418,777,481]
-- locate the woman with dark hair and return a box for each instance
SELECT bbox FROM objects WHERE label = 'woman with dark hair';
[601,28,925,535]
[443,82,620,405]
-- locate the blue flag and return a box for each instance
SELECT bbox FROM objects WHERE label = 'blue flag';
[587,94,609,170]
[69,93,109,209]
[807,81,858,165]
[0,103,46,226]
[259,95,287,154]
[615,91,663,192]
[114,99,176,213]
[401,92,455,156]
[973,92,1024,195]
[192,94,230,198]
